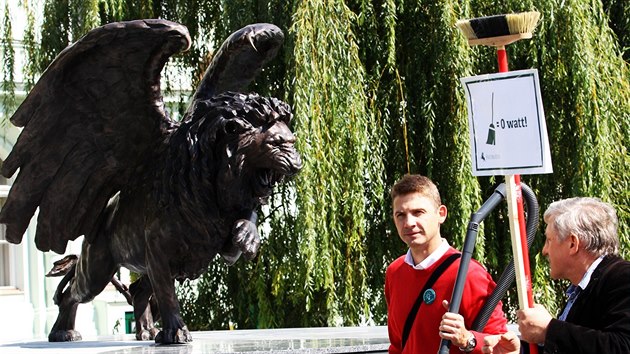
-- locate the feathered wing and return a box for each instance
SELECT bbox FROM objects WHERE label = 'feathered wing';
[0,19,191,254]
[188,23,284,107]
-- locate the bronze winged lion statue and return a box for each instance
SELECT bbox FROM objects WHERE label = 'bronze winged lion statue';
[0,19,302,344]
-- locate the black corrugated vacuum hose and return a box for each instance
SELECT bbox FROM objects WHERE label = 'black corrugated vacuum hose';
[471,182,539,331]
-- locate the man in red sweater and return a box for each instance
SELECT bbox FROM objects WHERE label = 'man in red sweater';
[385,174,507,354]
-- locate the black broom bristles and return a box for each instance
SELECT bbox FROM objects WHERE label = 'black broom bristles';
[456,11,541,46]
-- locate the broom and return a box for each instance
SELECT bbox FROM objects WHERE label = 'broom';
[456,12,541,47]
[438,11,541,354]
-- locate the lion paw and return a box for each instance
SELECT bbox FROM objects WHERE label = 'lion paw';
[232,219,260,260]
[136,327,160,341]
[154,326,192,344]
[48,329,82,342]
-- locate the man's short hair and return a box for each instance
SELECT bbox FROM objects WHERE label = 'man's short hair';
[390,174,442,207]
[544,197,619,256]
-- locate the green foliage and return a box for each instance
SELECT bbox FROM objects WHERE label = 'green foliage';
[38,0,70,73]
[527,0,630,308]
[69,0,100,38]
[601,0,630,60]
[1,1,16,122]
[3,0,629,329]
[397,1,482,257]
[289,0,385,326]
[21,0,39,91]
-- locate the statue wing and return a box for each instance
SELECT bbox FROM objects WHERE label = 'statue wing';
[188,23,284,109]
[0,19,191,254]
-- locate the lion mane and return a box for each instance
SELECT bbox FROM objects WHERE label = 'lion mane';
[159,91,296,234]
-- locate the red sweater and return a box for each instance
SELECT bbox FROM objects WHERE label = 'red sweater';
[385,247,507,354]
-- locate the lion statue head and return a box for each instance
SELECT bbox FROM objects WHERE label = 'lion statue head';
[164,91,302,217]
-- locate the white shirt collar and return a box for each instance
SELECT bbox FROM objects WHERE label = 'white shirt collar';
[576,255,604,290]
[404,238,450,270]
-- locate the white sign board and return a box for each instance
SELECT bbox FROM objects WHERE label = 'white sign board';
[460,69,552,176]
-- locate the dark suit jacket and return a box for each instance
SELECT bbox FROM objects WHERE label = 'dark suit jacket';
[544,254,630,353]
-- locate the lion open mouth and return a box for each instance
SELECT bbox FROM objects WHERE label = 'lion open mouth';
[253,148,302,200]
[255,169,283,198]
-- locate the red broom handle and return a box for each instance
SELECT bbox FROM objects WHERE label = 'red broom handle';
[497,47,509,73]
[498,46,537,354]
[498,47,534,305]
[514,175,534,305]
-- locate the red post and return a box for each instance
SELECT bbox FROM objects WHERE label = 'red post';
[498,46,537,354]
[497,47,509,73]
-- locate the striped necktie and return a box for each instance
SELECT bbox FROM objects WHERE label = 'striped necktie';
[559,285,582,321]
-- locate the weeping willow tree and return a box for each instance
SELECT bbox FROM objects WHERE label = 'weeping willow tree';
[1,0,628,328]
[289,0,385,326]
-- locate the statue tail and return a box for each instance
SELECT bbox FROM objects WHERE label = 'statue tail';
[46,255,79,305]
[46,254,132,305]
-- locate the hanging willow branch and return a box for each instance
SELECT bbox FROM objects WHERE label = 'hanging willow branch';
[37,0,70,73]
[22,0,39,92]
[393,0,482,257]
[1,1,16,123]
[288,0,385,326]
[526,0,630,312]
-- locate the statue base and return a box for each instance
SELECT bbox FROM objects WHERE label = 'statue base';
[1,326,389,353]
